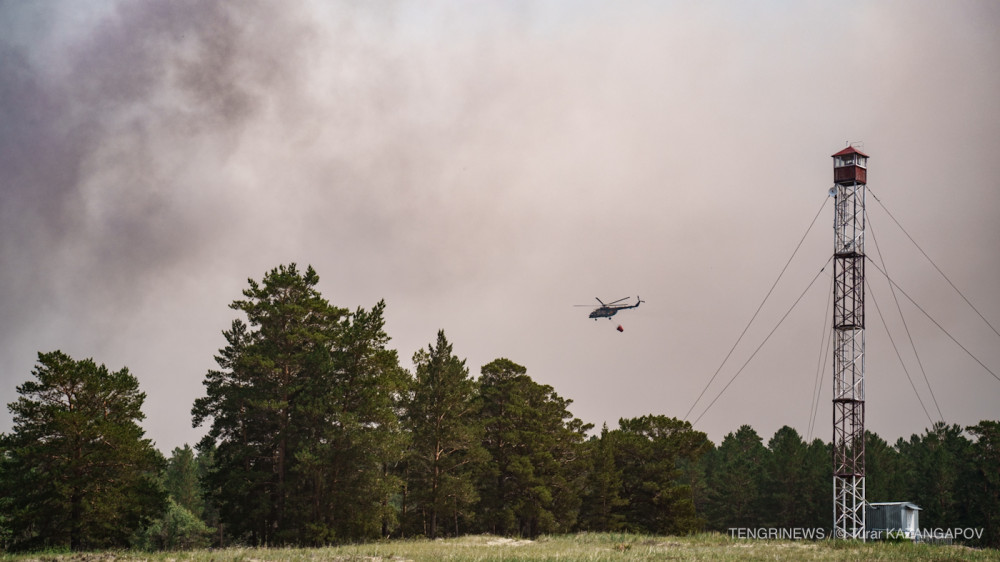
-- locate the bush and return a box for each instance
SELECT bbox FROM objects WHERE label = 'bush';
[138,498,214,550]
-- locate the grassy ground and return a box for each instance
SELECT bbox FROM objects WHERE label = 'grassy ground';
[4,532,999,561]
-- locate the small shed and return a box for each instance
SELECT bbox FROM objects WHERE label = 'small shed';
[866,502,921,540]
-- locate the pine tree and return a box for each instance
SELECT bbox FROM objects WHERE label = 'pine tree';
[898,423,973,530]
[192,315,275,543]
[475,358,591,537]
[193,264,343,544]
[761,426,819,529]
[312,300,408,541]
[164,445,204,518]
[0,351,165,551]
[865,430,908,503]
[578,424,627,532]
[192,264,406,544]
[967,420,1000,547]
[704,425,766,530]
[802,437,831,528]
[684,441,714,531]
[403,331,485,538]
[612,415,709,534]
[193,444,222,546]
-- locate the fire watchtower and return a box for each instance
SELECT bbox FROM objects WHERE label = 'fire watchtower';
[831,145,868,540]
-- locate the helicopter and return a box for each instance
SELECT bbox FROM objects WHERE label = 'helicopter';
[576,296,644,320]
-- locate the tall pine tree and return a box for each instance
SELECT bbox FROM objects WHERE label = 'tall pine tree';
[967,421,1000,547]
[761,426,827,529]
[612,415,709,534]
[192,264,405,544]
[703,425,767,530]
[313,300,408,541]
[898,423,974,531]
[578,424,627,532]
[193,264,341,543]
[402,331,485,537]
[475,358,591,537]
[0,351,164,551]
[865,430,909,503]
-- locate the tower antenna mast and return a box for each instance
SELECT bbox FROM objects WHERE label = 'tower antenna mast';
[831,145,869,540]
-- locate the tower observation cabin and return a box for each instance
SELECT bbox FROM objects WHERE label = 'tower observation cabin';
[833,146,868,185]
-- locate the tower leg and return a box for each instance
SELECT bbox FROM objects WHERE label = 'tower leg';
[832,179,866,540]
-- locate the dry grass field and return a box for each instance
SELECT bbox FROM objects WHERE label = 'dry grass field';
[4,532,998,562]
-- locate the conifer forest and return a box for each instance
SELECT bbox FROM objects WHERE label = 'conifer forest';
[1,264,998,551]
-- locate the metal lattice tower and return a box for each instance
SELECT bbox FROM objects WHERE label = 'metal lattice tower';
[831,146,868,540]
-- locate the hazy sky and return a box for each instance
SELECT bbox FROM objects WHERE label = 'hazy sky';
[2,0,998,453]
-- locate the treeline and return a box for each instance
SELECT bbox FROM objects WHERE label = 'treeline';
[1,263,997,551]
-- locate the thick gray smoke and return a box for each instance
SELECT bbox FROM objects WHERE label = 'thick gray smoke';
[2,1,998,451]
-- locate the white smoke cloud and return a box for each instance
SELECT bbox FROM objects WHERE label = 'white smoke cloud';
[1,0,998,451]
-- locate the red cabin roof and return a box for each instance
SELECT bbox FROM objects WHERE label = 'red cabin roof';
[832,146,869,158]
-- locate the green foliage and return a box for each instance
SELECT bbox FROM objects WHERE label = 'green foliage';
[0,456,10,549]
[323,300,409,540]
[898,422,975,530]
[475,358,592,537]
[402,331,486,538]
[190,444,222,547]
[138,498,214,550]
[802,437,831,526]
[703,425,767,530]
[191,264,406,545]
[866,430,909,502]
[967,421,1000,548]
[0,351,165,551]
[2,262,997,550]
[164,445,204,517]
[609,416,710,535]
[882,421,1000,548]
[761,426,828,529]
[579,424,628,532]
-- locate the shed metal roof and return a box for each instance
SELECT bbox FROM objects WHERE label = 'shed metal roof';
[832,146,870,158]
[869,502,922,511]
